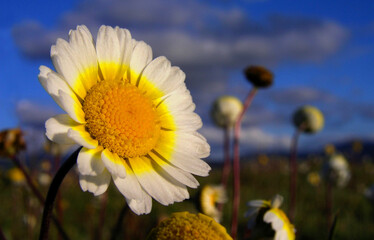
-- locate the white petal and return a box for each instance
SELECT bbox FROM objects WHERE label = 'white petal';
[247,200,268,208]
[45,114,79,144]
[152,145,211,177]
[77,147,105,176]
[159,112,202,132]
[129,156,189,205]
[156,87,195,115]
[264,211,284,231]
[51,38,89,99]
[96,26,132,81]
[158,66,186,94]
[112,160,143,200]
[101,149,127,178]
[67,127,98,149]
[127,193,152,215]
[128,41,153,84]
[68,25,98,90]
[57,90,85,123]
[137,56,171,99]
[271,195,284,209]
[39,66,81,110]
[79,169,111,196]
[176,132,210,158]
[147,152,199,188]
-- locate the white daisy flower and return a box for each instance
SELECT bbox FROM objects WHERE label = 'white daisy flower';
[246,195,295,240]
[322,153,350,188]
[39,25,211,215]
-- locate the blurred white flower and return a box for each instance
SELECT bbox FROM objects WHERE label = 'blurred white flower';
[322,153,351,188]
[211,96,243,128]
[246,194,295,240]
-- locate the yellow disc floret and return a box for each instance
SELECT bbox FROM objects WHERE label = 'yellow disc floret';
[147,212,232,240]
[83,80,160,158]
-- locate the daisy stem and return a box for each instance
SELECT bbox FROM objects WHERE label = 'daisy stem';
[11,156,69,240]
[95,192,108,240]
[231,88,257,240]
[289,128,301,222]
[54,155,63,240]
[39,147,81,240]
[110,203,128,240]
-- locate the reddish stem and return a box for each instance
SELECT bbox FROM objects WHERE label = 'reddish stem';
[231,88,257,240]
[218,127,231,213]
[221,126,231,190]
[289,129,301,222]
[326,179,333,232]
[0,225,6,240]
[95,192,108,240]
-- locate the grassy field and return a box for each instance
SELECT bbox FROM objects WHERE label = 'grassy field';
[1,154,374,239]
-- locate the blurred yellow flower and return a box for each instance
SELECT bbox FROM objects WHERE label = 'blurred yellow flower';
[307,171,321,187]
[146,212,232,240]
[324,144,335,155]
[258,154,269,166]
[352,140,363,153]
[198,185,227,222]
[8,167,25,185]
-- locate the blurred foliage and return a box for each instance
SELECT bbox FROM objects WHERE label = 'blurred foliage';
[1,155,374,239]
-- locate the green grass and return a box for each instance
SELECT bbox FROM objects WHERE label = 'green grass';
[1,155,374,239]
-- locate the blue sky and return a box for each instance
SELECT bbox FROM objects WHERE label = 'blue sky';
[1,0,374,158]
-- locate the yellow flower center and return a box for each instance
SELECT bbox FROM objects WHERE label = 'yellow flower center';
[147,212,232,240]
[83,80,160,158]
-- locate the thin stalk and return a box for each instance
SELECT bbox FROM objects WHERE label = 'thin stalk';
[328,212,339,240]
[289,128,301,222]
[326,180,333,232]
[110,203,128,240]
[221,126,231,189]
[218,127,231,213]
[95,192,108,240]
[0,225,6,240]
[39,147,81,240]
[231,88,257,240]
[54,155,63,240]
[11,156,69,240]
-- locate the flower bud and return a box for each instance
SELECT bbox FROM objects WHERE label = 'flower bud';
[0,128,26,157]
[244,65,274,88]
[293,105,324,134]
[211,96,243,128]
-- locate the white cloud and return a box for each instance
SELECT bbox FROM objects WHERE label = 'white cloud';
[200,125,291,158]
[16,100,58,127]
